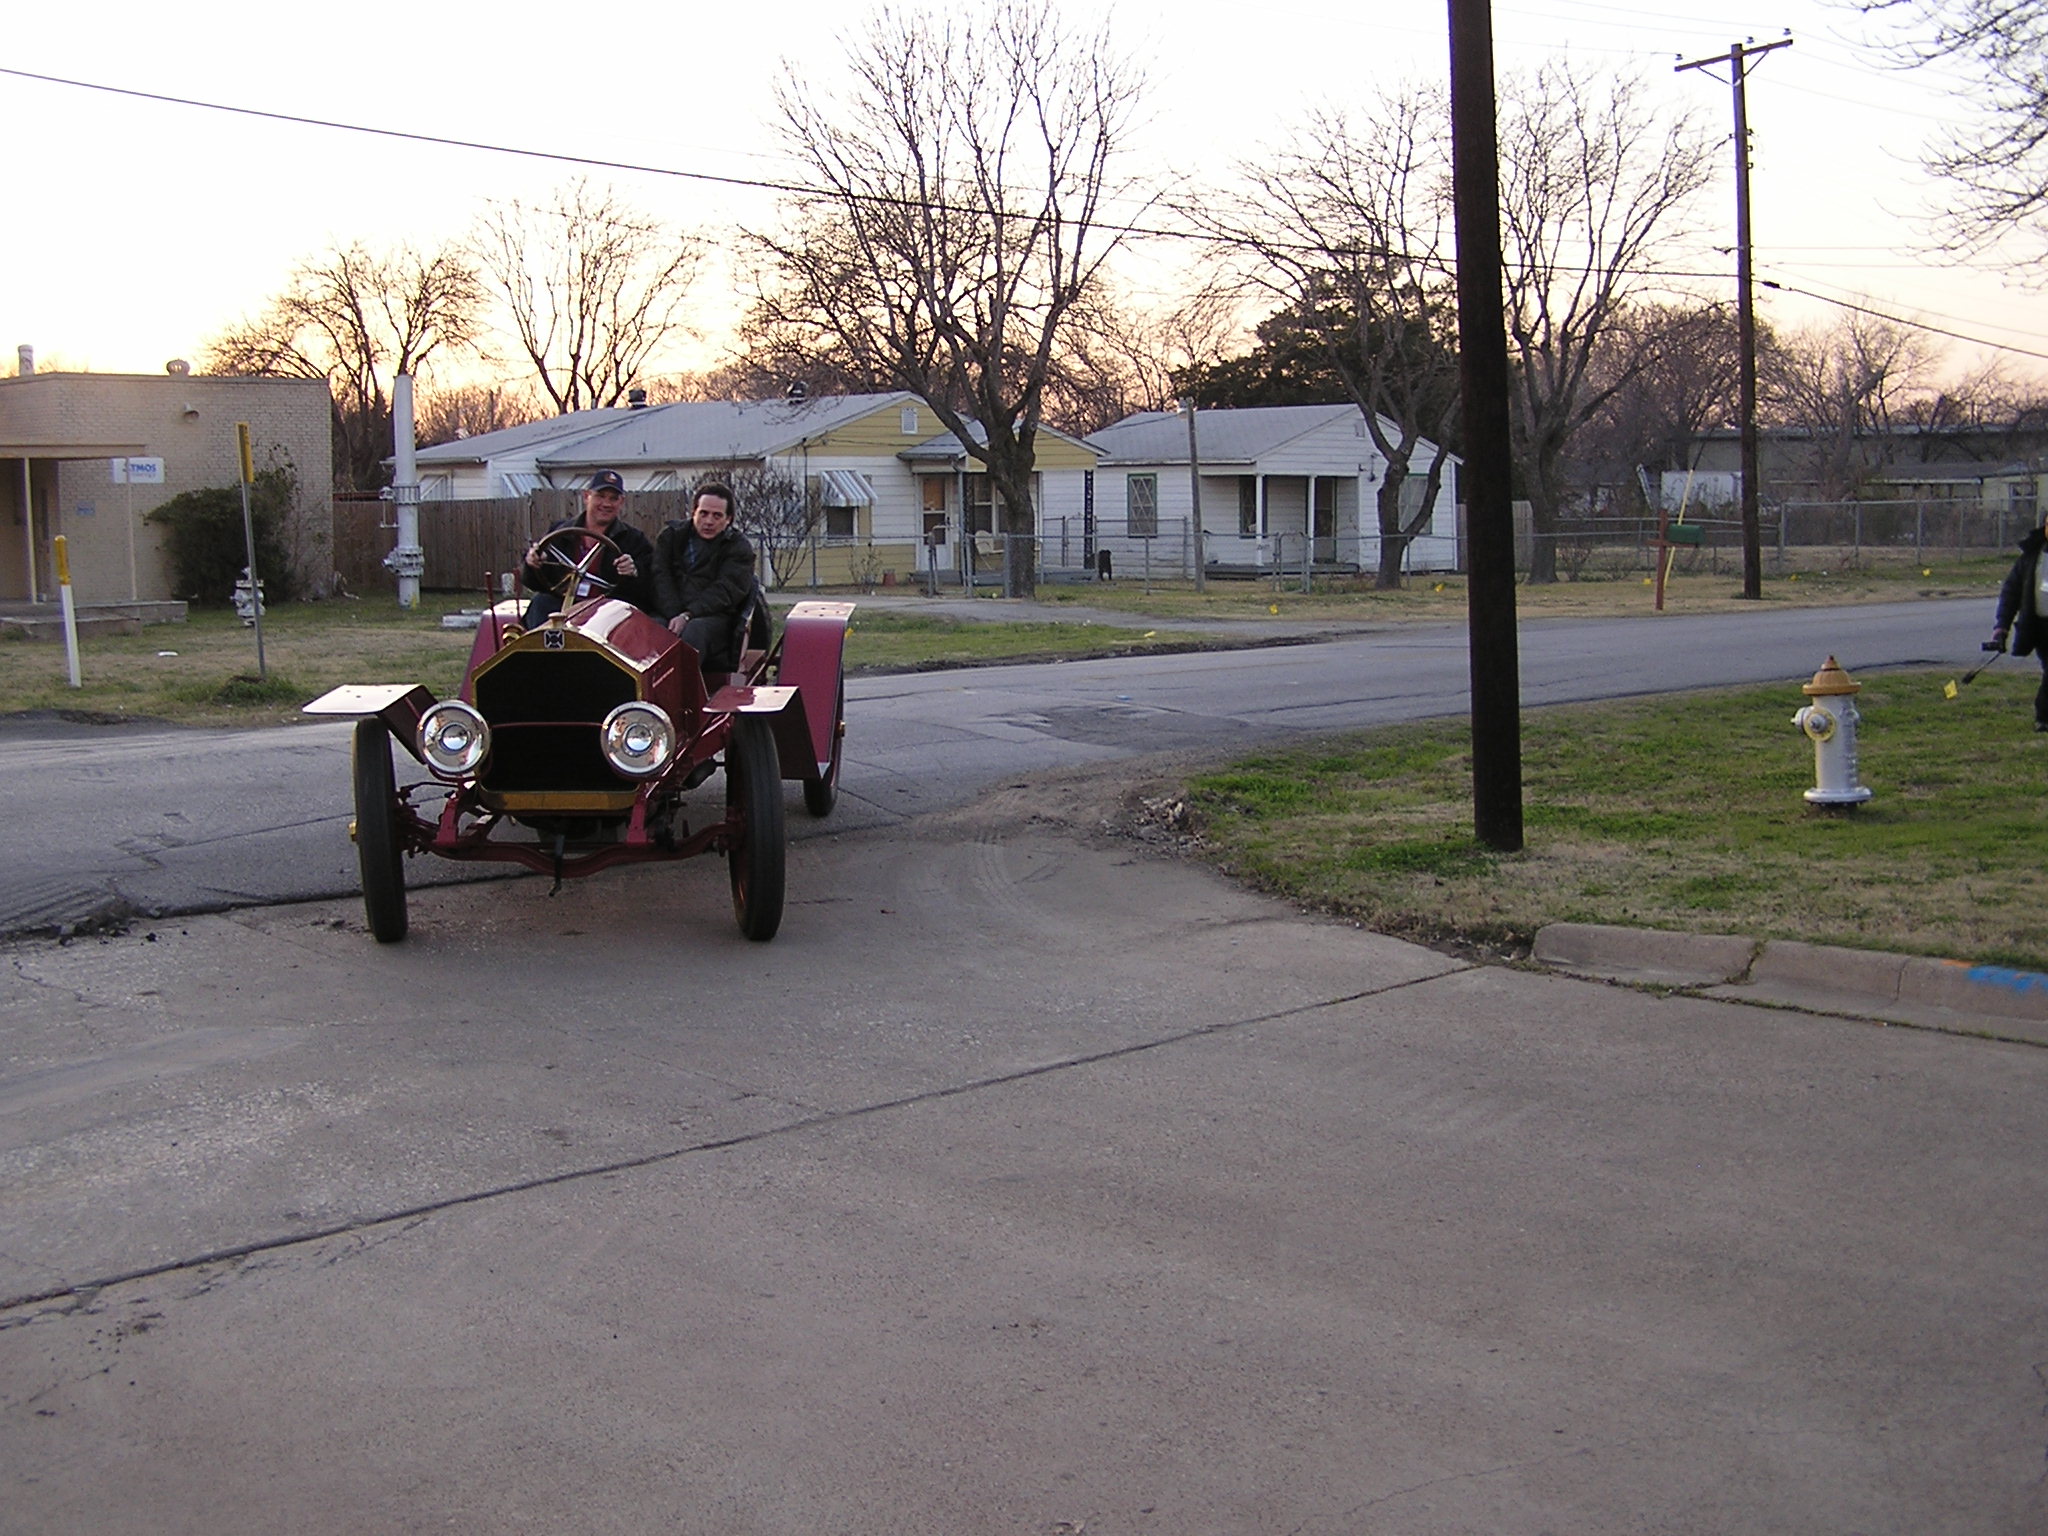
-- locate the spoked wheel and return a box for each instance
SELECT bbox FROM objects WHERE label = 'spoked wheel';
[352,718,408,943]
[725,715,786,941]
[802,677,846,819]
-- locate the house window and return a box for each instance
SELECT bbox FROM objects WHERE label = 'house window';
[967,477,996,534]
[824,506,857,539]
[2016,479,2039,524]
[1238,477,1259,536]
[902,406,920,435]
[1127,473,1158,536]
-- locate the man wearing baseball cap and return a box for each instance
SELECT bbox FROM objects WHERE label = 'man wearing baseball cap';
[519,468,658,626]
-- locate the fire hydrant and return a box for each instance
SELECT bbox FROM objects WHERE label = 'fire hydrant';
[1792,655,1873,809]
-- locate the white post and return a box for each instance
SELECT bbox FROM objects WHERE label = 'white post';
[387,374,423,608]
[1182,400,1206,592]
[54,535,80,688]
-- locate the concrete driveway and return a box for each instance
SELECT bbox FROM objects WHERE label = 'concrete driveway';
[2,770,2041,1535]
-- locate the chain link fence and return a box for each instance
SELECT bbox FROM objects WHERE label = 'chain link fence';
[1527,499,2024,581]
[334,494,2029,596]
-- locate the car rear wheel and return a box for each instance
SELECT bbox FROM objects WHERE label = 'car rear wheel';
[802,677,846,819]
[352,718,408,943]
[726,714,786,941]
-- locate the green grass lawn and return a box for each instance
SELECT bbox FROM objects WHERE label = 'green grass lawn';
[1036,552,2006,623]
[0,598,1217,726]
[1181,667,2048,968]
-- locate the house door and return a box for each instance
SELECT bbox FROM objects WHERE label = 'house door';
[1312,477,1337,563]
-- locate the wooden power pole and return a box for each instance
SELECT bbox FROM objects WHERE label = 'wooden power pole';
[1678,35,1792,602]
[1448,0,1523,853]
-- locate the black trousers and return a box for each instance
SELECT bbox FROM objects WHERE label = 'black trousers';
[679,613,737,672]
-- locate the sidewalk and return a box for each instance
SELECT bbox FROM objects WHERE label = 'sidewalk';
[1534,921,2048,1043]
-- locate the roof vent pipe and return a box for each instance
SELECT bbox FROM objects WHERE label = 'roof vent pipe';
[16,345,32,377]
[628,388,648,409]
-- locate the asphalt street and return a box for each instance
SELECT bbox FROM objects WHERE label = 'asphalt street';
[0,597,1992,937]
[3,595,2040,1533]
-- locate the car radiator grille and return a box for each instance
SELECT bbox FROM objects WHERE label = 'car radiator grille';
[475,651,639,792]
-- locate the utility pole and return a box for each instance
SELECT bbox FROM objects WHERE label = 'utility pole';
[1448,0,1523,853]
[1181,400,1207,593]
[1678,35,1791,602]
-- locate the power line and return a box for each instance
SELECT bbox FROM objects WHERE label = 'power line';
[1758,279,2048,362]
[6,61,2044,370]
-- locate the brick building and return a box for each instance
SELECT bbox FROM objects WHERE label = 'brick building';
[1,362,332,604]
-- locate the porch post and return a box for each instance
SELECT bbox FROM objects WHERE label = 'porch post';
[19,458,36,604]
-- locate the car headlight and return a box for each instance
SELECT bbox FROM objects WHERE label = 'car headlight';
[417,700,491,778]
[601,702,677,778]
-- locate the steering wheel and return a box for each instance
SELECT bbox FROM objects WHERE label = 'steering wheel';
[529,526,622,600]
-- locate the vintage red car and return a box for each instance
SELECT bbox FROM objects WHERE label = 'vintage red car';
[305,541,851,945]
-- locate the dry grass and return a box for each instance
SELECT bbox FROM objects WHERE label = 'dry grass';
[1181,668,2048,968]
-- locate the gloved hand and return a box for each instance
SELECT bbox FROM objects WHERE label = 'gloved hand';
[1985,629,2009,653]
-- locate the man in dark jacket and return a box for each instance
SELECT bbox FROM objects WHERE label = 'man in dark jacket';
[519,468,657,627]
[1989,510,2048,729]
[654,481,758,670]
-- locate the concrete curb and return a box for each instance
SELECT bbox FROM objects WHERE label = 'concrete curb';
[1530,923,1756,987]
[1533,922,2048,1044]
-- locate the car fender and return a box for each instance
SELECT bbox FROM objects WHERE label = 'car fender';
[777,601,855,777]
[303,683,437,763]
[702,684,815,781]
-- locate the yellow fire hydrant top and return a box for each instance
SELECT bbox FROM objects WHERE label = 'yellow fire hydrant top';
[1802,655,1862,697]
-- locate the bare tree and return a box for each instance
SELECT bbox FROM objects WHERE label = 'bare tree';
[474,180,706,414]
[1499,64,1717,581]
[206,241,484,491]
[754,0,1148,597]
[1195,93,1464,588]
[1038,285,1241,435]
[1762,313,1946,497]
[1850,0,2048,260]
[1576,301,1742,510]
[729,462,828,588]
[415,380,546,448]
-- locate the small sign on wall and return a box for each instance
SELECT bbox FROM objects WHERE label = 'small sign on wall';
[109,457,166,484]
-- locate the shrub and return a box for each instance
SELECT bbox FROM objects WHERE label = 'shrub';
[146,469,298,604]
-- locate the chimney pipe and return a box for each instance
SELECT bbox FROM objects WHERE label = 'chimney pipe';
[16,345,33,377]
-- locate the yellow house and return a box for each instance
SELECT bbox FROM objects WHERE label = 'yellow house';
[414,391,1102,587]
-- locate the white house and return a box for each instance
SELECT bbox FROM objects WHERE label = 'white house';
[1086,404,1461,576]
[415,392,1101,585]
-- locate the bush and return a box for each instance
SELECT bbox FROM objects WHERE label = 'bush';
[146,468,298,604]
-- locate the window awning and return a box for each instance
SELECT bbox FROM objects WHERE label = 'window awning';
[818,469,873,507]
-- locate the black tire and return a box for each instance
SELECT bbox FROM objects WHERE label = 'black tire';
[802,677,846,819]
[352,718,408,943]
[726,715,786,941]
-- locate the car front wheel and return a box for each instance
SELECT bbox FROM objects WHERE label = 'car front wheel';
[725,715,786,941]
[352,718,408,943]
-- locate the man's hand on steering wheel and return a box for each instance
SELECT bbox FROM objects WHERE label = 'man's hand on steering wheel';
[528,526,626,599]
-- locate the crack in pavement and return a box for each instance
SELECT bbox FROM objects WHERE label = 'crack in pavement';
[0,962,1470,1314]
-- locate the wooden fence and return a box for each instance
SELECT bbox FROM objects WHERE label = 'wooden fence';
[332,492,699,595]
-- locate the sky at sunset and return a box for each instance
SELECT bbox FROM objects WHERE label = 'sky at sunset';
[3,0,2037,388]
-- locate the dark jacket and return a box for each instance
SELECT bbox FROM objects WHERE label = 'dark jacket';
[1994,526,2046,657]
[521,515,657,615]
[653,521,756,624]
